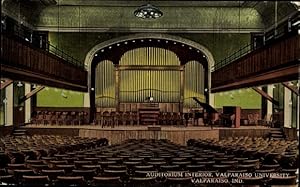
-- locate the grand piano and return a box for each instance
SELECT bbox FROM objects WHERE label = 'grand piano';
[192,97,218,127]
[192,97,241,128]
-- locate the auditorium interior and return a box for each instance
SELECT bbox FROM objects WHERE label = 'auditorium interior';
[0,0,299,186]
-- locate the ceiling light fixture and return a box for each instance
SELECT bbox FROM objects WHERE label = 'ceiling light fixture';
[134,4,163,19]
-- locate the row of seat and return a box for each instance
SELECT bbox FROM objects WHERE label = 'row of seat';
[94,111,199,128]
[1,137,298,186]
[0,135,108,167]
[31,111,89,126]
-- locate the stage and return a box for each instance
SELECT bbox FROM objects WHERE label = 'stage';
[21,125,273,145]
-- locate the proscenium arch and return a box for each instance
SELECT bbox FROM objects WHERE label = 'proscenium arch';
[84,33,215,121]
[91,40,207,67]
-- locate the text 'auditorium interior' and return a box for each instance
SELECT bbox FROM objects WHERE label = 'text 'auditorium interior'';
[0,0,299,187]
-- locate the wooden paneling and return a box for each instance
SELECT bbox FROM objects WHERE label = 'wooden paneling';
[13,107,25,128]
[79,129,219,145]
[25,128,79,136]
[212,34,300,92]
[219,129,271,139]
[21,127,273,145]
[1,34,87,91]
[0,126,13,136]
[283,128,297,140]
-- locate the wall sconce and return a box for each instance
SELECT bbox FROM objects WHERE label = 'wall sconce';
[17,81,23,87]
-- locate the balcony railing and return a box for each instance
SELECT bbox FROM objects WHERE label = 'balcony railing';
[1,33,88,91]
[212,13,299,71]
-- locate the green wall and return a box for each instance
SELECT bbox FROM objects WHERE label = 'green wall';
[37,32,261,109]
[214,88,261,109]
[37,87,84,107]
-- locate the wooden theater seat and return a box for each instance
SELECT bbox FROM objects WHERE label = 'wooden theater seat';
[22,175,50,187]
[56,176,86,186]
[92,176,122,187]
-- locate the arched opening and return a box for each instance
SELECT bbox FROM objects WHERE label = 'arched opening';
[85,34,215,122]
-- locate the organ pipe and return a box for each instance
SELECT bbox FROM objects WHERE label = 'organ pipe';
[95,48,206,108]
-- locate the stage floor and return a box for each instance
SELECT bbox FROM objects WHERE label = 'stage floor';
[22,124,270,131]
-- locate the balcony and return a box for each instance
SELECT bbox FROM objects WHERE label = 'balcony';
[1,33,88,92]
[211,32,299,93]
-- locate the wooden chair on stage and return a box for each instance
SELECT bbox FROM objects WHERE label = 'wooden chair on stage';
[172,112,182,126]
[183,113,189,127]
[52,112,61,125]
[158,112,164,125]
[160,112,168,125]
[43,112,52,126]
[165,112,172,126]
[78,111,84,125]
[50,112,59,125]
[123,112,131,126]
[115,112,122,127]
[248,114,255,125]
[31,111,42,125]
[248,113,259,126]
[102,111,111,128]
[65,112,74,125]
[110,111,116,128]
[94,112,102,126]
[83,112,89,124]
[71,112,80,125]
[57,112,68,126]
[131,112,139,126]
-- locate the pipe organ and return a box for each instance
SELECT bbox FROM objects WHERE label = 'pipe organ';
[95,47,206,110]
[184,61,205,108]
[95,60,115,108]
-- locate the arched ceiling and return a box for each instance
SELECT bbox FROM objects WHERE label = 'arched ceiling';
[91,38,208,67]
[2,1,298,33]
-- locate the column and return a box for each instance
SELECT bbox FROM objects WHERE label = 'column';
[24,83,31,124]
[5,84,13,126]
[204,68,209,104]
[284,87,292,128]
[83,93,90,107]
[115,65,120,112]
[179,66,184,113]
[267,85,273,117]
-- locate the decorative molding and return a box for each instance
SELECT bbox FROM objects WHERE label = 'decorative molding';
[35,26,264,33]
[57,1,246,7]
[83,33,216,110]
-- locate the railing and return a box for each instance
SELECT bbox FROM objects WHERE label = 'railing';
[47,43,83,68]
[212,14,299,71]
[211,32,299,91]
[1,33,88,91]
[213,43,252,71]
[2,30,84,69]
